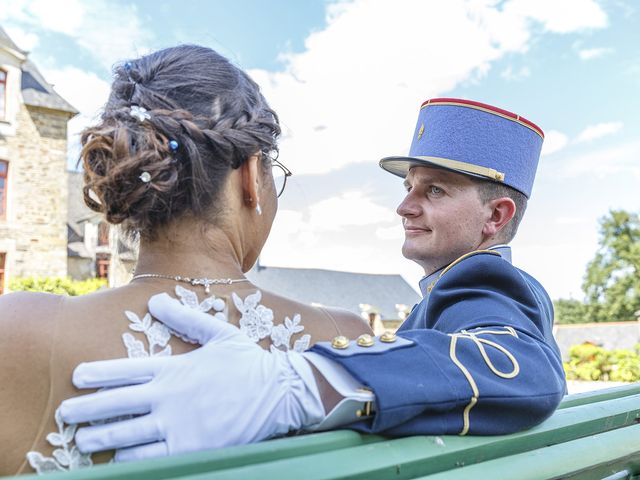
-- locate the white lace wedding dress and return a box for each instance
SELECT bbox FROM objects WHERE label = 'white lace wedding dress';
[26,286,310,474]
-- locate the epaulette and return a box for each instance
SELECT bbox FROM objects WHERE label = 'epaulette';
[439,249,502,278]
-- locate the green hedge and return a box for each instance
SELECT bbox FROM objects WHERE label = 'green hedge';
[564,343,640,382]
[8,276,108,296]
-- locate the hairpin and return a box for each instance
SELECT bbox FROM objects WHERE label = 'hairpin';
[139,171,151,183]
[130,105,150,122]
[169,140,179,151]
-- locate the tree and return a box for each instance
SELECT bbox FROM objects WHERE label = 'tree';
[582,210,640,323]
[553,298,588,324]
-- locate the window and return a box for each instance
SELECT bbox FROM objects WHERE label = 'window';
[97,222,110,246]
[0,70,6,119]
[0,252,5,295]
[0,160,7,220]
[96,253,110,279]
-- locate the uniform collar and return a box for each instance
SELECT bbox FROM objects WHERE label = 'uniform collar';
[418,244,513,297]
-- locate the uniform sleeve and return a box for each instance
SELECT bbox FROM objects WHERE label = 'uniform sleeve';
[309,254,566,436]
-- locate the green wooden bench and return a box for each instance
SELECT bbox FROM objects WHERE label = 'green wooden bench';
[14,384,640,479]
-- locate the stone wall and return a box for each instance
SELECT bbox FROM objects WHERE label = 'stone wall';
[0,104,69,282]
[553,321,640,360]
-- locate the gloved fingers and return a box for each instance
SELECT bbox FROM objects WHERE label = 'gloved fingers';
[74,414,163,454]
[72,356,165,389]
[75,415,162,453]
[149,293,240,344]
[59,383,153,425]
[115,441,169,462]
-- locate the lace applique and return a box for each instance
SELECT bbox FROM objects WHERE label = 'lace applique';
[27,287,308,474]
[232,290,311,353]
[123,310,172,357]
[270,314,311,353]
[26,410,92,473]
[233,290,274,342]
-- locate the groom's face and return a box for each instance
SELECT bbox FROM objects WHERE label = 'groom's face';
[396,166,491,274]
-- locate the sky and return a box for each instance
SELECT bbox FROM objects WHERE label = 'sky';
[1,0,638,301]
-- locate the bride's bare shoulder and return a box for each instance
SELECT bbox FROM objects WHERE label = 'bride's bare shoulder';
[0,290,65,330]
[250,288,372,338]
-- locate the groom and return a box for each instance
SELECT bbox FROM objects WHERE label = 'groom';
[61,98,566,460]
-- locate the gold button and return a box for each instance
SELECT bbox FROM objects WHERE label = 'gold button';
[380,331,397,343]
[331,335,350,349]
[356,334,375,347]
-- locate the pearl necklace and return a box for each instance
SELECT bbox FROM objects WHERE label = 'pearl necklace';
[131,273,250,294]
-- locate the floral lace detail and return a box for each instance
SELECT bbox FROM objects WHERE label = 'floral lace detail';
[270,314,311,353]
[233,290,311,353]
[123,310,172,357]
[233,290,274,341]
[27,287,309,474]
[26,410,92,473]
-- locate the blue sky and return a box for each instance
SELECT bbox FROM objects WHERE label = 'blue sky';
[1,0,638,302]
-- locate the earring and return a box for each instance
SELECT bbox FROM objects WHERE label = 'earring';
[256,204,262,216]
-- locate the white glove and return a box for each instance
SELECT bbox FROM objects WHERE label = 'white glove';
[59,293,326,462]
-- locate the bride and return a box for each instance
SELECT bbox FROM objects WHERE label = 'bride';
[0,44,370,475]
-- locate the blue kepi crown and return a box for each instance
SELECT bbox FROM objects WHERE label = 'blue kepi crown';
[379,98,545,198]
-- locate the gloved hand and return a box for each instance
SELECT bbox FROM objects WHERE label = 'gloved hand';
[59,293,326,462]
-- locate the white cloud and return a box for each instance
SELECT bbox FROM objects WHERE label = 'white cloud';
[308,191,396,231]
[578,47,614,60]
[376,224,404,241]
[541,130,569,156]
[558,140,640,179]
[576,121,623,143]
[2,0,153,71]
[3,25,39,51]
[249,0,608,176]
[43,66,111,115]
[500,65,531,81]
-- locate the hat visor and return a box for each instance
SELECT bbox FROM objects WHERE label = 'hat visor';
[379,155,505,183]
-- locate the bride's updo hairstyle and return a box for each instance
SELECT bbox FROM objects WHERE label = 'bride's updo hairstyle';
[80,44,280,240]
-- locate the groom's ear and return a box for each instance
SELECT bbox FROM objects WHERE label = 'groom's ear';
[240,154,261,209]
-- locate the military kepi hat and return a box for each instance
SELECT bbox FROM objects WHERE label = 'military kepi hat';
[379,98,544,198]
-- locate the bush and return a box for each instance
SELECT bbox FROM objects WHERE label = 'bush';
[564,343,640,382]
[8,277,107,296]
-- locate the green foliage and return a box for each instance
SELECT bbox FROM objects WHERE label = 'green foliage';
[553,299,588,324]
[553,210,640,324]
[9,276,107,296]
[564,343,640,382]
[582,210,640,323]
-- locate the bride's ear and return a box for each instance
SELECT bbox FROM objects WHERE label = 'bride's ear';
[240,154,261,209]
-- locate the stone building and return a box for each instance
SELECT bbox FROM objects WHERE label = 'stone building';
[67,170,137,286]
[0,26,77,294]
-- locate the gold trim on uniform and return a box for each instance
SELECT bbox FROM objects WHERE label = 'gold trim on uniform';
[357,334,375,347]
[439,249,502,278]
[380,331,398,343]
[448,327,520,435]
[412,156,505,182]
[331,335,350,349]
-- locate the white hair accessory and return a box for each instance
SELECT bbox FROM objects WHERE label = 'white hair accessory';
[130,105,150,122]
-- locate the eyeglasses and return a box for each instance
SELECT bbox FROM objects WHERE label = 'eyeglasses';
[264,149,292,198]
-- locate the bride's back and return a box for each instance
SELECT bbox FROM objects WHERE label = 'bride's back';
[0,44,371,475]
[0,279,367,474]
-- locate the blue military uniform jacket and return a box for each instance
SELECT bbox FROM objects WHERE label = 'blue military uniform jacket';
[310,247,566,436]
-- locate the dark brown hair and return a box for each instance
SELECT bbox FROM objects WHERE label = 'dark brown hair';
[81,45,280,239]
